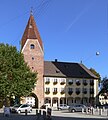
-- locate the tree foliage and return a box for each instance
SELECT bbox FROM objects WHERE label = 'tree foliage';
[89,68,101,84]
[0,43,37,103]
[99,77,108,98]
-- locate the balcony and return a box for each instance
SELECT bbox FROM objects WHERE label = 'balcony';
[60,90,65,94]
[45,91,50,94]
[83,91,87,94]
[53,91,57,95]
[68,81,73,85]
[76,81,81,86]
[45,81,50,84]
[68,91,73,95]
[76,90,80,95]
[60,81,65,85]
[83,82,88,86]
[53,81,58,85]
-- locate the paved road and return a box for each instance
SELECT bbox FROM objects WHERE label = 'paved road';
[51,110,108,120]
[0,109,108,120]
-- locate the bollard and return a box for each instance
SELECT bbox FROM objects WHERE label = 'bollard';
[102,107,105,112]
[96,106,99,112]
[91,108,93,115]
[99,109,101,115]
[82,108,84,113]
[36,109,38,115]
[39,109,41,115]
[43,111,46,120]
[25,109,27,115]
[86,108,88,114]
[46,108,52,120]
[107,109,108,116]
[37,113,40,120]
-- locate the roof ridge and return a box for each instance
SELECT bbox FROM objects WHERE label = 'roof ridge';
[79,63,98,79]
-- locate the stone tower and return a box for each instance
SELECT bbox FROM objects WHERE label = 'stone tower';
[21,14,44,108]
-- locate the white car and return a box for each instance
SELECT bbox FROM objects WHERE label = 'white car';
[11,104,32,113]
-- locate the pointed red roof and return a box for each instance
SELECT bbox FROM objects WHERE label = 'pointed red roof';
[21,15,43,50]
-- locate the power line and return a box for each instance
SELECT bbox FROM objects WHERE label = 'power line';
[0,10,29,29]
[33,0,52,20]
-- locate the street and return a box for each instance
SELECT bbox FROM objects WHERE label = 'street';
[0,109,108,120]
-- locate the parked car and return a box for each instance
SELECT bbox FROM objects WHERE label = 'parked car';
[57,104,70,110]
[68,104,88,112]
[11,104,32,113]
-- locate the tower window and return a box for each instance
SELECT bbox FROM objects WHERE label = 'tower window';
[32,57,34,60]
[29,24,32,29]
[30,44,35,49]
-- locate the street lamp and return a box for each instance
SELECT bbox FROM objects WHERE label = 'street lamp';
[81,51,100,106]
[81,51,100,64]
[96,52,100,56]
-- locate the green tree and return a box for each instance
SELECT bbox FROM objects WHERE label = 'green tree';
[0,43,37,106]
[89,68,101,84]
[99,77,108,98]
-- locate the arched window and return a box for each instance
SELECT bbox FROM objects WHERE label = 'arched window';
[30,44,35,49]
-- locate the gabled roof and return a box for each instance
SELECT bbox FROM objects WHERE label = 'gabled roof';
[44,61,98,79]
[21,14,43,50]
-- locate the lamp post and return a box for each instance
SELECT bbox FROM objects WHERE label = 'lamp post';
[81,51,100,64]
[81,51,100,106]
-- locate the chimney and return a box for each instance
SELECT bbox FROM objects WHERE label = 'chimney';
[55,59,58,62]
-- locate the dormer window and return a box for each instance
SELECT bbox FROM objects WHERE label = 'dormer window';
[29,24,32,29]
[30,44,35,49]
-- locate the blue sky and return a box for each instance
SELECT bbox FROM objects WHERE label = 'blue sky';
[0,0,107,78]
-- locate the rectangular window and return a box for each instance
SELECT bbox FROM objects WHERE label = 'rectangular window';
[68,88,73,92]
[76,88,80,91]
[61,88,65,92]
[46,88,50,92]
[53,78,57,82]
[83,88,87,91]
[61,78,65,82]
[46,78,50,82]
[68,79,73,82]
[53,88,57,92]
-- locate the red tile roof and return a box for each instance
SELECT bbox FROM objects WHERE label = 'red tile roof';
[21,15,43,50]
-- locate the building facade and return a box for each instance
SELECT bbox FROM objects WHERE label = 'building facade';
[44,61,98,107]
[20,14,98,108]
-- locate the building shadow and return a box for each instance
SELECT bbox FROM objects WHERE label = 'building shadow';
[0,112,107,120]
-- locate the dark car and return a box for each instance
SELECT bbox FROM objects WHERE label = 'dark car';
[68,104,88,112]
[57,104,70,110]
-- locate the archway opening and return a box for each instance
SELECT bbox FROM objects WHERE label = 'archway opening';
[27,93,38,108]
